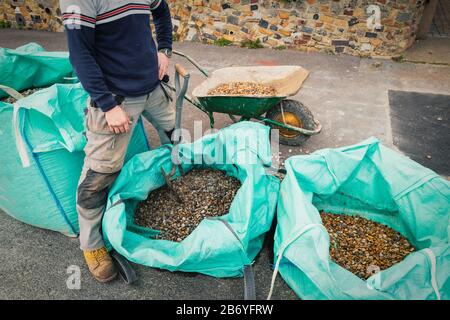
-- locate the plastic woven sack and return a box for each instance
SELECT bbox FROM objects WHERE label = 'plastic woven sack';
[271,138,449,300]
[0,43,74,98]
[102,122,279,278]
[0,83,150,236]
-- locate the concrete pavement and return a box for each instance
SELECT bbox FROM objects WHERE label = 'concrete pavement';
[405,38,450,65]
[0,29,449,300]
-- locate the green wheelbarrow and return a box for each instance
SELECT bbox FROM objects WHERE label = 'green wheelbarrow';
[162,51,322,146]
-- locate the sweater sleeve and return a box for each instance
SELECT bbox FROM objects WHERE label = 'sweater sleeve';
[150,0,173,51]
[59,0,116,112]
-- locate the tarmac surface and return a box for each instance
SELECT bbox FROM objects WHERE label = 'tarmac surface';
[0,29,449,300]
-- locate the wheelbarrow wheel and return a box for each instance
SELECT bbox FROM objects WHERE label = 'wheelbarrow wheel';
[266,99,316,146]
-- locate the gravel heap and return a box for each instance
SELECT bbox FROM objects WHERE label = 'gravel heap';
[1,88,41,104]
[320,212,415,280]
[208,82,277,96]
[135,169,241,242]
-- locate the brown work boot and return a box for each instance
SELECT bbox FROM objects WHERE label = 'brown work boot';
[83,247,118,283]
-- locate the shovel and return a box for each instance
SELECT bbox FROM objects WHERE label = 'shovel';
[159,64,190,204]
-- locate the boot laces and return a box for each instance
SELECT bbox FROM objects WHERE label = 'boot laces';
[92,248,108,263]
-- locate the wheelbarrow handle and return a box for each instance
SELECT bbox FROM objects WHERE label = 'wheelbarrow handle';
[173,50,209,77]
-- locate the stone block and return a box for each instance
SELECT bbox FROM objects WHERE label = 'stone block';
[332,39,349,46]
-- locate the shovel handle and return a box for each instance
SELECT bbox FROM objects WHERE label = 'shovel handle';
[175,63,189,78]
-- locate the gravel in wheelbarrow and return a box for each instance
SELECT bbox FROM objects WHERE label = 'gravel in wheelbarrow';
[320,212,415,280]
[135,169,241,242]
[208,82,278,96]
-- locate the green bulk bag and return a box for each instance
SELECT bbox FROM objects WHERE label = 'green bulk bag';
[270,138,449,300]
[102,122,279,280]
[0,83,150,236]
[0,43,74,99]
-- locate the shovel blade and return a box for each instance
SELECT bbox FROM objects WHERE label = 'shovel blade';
[160,167,184,204]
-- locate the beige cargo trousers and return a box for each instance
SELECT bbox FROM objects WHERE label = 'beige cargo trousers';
[77,85,174,250]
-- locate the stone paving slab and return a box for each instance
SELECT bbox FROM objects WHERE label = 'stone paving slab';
[389,90,450,176]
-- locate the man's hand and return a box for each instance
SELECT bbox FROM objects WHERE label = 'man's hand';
[105,106,132,134]
[158,52,169,80]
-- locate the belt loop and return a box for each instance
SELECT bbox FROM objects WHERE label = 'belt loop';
[146,93,150,101]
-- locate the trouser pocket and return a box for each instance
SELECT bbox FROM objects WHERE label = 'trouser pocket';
[84,95,146,173]
[86,104,112,134]
[143,85,176,132]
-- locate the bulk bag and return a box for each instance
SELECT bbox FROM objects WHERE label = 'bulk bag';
[102,122,279,280]
[0,43,74,99]
[270,138,449,300]
[0,83,150,236]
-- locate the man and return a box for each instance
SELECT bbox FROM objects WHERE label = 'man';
[59,0,174,283]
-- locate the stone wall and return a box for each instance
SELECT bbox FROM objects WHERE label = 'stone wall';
[170,0,426,56]
[0,0,426,56]
[1,0,62,31]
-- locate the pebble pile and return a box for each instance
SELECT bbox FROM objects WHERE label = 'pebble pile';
[135,169,241,242]
[320,212,415,280]
[1,88,40,104]
[208,82,277,97]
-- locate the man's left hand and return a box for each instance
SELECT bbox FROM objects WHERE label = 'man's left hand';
[158,52,169,80]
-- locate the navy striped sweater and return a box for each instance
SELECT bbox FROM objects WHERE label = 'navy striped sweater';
[59,0,173,112]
